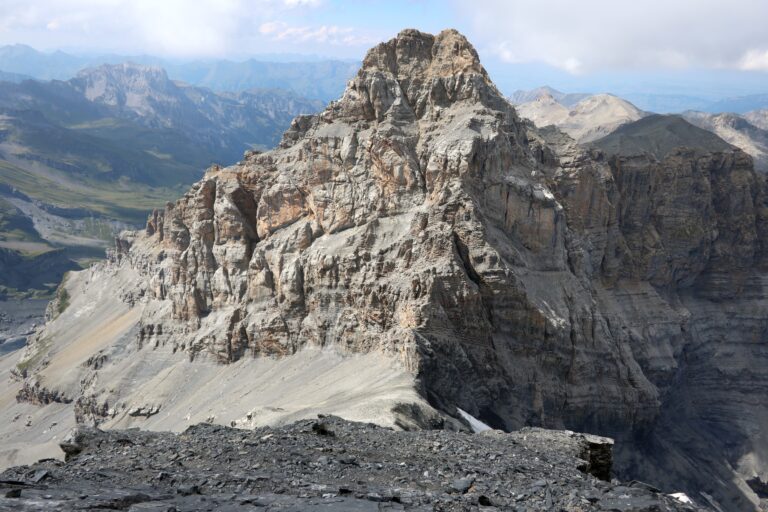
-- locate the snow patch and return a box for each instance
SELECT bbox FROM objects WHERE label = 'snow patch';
[457,407,492,433]
[669,492,692,504]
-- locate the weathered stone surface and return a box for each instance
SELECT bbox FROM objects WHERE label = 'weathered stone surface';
[8,29,768,511]
[0,417,696,511]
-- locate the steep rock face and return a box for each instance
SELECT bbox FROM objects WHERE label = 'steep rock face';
[10,29,768,510]
[72,63,180,118]
[121,29,661,436]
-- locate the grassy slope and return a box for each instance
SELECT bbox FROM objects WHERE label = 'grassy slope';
[0,109,203,298]
[1,110,208,187]
[0,196,46,246]
[0,159,185,224]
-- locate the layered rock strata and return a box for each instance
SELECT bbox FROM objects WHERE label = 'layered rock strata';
[7,29,768,510]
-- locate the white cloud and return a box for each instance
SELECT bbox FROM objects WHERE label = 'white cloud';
[0,0,354,57]
[0,0,259,56]
[740,49,768,71]
[457,0,768,73]
[258,21,285,36]
[258,21,376,46]
[282,0,322,7]
[5,0,765,69]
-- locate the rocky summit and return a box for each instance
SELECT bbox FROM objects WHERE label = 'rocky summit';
[0,416,697,511]
[3,29,768,511]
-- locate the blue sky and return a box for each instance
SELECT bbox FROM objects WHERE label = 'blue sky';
[0,0,766,99]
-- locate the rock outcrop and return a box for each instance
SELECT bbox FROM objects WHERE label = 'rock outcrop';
[7,29,768,511]
[0,417,697,511]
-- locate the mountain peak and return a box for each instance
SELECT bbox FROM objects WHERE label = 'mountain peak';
[534,91,559,103]
[361,28,487,82]
[331,28,506,124]
[75,62,170,82]
[593,114,736,159]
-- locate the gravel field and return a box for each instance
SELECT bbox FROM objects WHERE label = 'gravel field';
[0,416,698,511]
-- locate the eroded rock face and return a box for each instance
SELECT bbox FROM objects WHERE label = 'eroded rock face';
[15,29,768,510]
[119,30,663,436]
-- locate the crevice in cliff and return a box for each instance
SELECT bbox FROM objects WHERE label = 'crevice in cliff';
[452,231,483,287]
[452,231,495,332]
[747,477,768,499]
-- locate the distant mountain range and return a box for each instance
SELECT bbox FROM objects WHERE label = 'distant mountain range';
[512,86,768,115]
[0,44,358,101]
[508,86,591,108]
[0,63,322,187]
[514,87,768,172]
[0,69,30,83]
[3,45,765,112]
[745,110,768,130]
[681,111,768,171]
[0,62,322,297]
[514,91,646,143]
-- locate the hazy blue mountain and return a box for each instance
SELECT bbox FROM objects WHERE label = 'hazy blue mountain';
[509,86,590,107]
[162,60,358,101]
[0,70,31,83]
[703,94,768,114]
[508,86,768,115]
[618,93,711,114]
[0,44,358,101]
[0,63,323,180]
[622,94,768,114]
[510,86,712,113]
[0,44,92,80]
[0,63,323,296]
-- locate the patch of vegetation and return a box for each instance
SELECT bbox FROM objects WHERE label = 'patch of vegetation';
[57,287,70,316]
[0,159,186,225]
[0,284,57,300]
[0,196,47,246]
[0,247,80,298]
[1,110,207,187]
[51,272,72,318]
[16,335,53,376]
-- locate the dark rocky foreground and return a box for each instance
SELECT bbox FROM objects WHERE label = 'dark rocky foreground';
[0,417,697,511]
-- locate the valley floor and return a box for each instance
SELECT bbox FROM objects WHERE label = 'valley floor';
[0,299,47,356]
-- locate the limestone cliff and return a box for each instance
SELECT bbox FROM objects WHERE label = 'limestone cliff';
[7,29,768,511]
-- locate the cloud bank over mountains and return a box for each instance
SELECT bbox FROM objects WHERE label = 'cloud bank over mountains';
[0,0,376,58]
[1,0,767,75]
[460,0,768,72]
